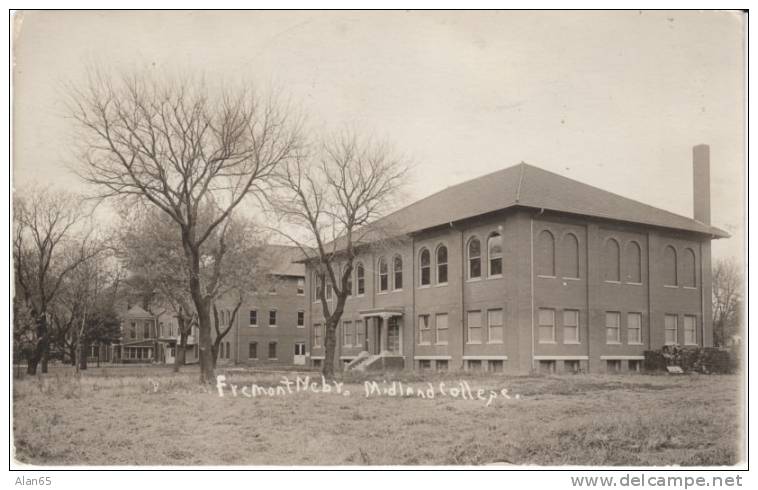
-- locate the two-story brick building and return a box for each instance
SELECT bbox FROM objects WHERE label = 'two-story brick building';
[305,145,728,373]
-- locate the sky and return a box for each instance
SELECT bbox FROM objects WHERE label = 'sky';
[12,10,745,262]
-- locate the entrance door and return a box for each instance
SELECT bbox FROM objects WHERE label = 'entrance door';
[294,342,306,365]
[387,317,401,354]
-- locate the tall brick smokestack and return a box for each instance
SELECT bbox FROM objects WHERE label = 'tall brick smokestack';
[693,144,711,225]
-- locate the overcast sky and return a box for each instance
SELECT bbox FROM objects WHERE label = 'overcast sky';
[12,10,745,262]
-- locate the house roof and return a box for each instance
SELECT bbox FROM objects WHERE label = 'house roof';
[122,305,154,319]
[374,162,728,239]
[264,245,306,277]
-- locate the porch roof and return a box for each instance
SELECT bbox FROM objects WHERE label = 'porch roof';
[358,307,404,319]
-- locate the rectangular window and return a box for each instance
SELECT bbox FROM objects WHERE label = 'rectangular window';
[314,324,322,348]
[435,313,448,345]
[143,322,150,338]
[249,309,257,327]
[297,311,305,327]
[563,310,579,343]
[538,308,555,343]
[130,322,136,339]
[268,342,277,360]
[487,309,504,343]
[326,282,333,300]
[248,342,257,360]
[466,359,482,371]
[628,312,642,344]
[467,310,482,344]
[313,359,322,369]
[269,310,277,327]
[628,360,642,372]
[665,314,678,345]
[355,320,365,349]
[606,312,621,343]
[419,359,431,371]
[684,315,697,345]
[297,278,304,295]
[488,360,504,373]
[418,314,431,345]
[343,321,354,347]
[539,360,556,374]
[294,342,306,356]
[606,360,622,373]
[436,360,448,372]
[564,360,580,373]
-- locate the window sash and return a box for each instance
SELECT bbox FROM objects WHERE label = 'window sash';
[467,311,482,343]
[628,313,642,344]
[563,310,579,343]
[343,322,354,346]
[355,321,365,348]
[488,309,503,343]
[665,315,678,345]
[249,310,257,326]
[297,311,304,327]
[435,314,448,344]
[269,311,277,326]
[538,308,555,342]
[684,315,697,345]
[418,315,431,344]
[605,312,620,343]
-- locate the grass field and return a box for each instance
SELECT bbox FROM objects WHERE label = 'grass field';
[12,365,743,466]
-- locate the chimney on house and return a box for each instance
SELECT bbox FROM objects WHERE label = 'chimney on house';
[693,144,711,225]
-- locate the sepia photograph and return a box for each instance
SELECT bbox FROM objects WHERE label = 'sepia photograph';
[8,9,747,476]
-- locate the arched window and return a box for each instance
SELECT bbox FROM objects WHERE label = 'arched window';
[436,245,448,284]
[683,248,696,287]
[419,248,431,286]
[393,255,403,290]
[603,238,621,282]
[356,262,365,295]
[537,230,555,276]
[378,257,389,292]
[561,233,580,279]
[488,232,503,277]
[624,241,642,283]
[468,237,481,279]
[663,246,678,286]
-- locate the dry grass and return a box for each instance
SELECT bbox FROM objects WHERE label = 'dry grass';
[12,365,742,466]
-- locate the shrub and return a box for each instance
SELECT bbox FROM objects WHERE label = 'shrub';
[644,346,738,374]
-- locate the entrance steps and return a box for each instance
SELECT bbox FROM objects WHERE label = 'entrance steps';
[346,351,404,372]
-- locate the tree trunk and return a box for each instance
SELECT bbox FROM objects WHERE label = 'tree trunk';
[174,333,188,373]
[27,314,48,375]
[211,342,219,371]
[69,342,77,365]
[79,343,88,371]
[322,320,338,379]
[183,235,214,384]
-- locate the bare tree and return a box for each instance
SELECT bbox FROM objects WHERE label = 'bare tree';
[712,257,742,347]
[13,187,102,374]
[69,69,301,383]
[271,132,408,378]
[119,204,273,371]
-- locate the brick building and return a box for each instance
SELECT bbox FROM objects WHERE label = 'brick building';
[213,245,307,367]
[305,145,728,373]
[113,246,307,367]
